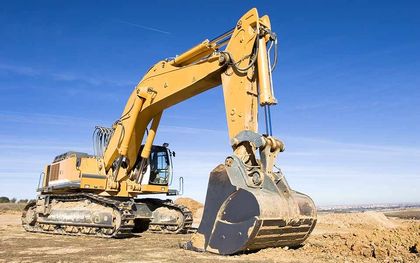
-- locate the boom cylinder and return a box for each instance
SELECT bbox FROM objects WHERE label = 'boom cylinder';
[141,112,163,159]
[172,40,216,67]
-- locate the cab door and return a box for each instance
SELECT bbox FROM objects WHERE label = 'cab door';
[148,146,172,185]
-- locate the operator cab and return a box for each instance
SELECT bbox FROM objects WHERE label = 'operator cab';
[140,144,174,186]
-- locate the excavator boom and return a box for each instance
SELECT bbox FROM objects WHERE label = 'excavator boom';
[22,8,317,255]
[103,9,276,175]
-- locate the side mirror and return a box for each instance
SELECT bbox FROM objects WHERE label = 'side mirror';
[172,151,176,157]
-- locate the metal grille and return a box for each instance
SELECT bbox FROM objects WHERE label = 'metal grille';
[49,163,60,181]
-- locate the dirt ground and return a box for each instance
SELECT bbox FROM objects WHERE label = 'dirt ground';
[1,203,419,263]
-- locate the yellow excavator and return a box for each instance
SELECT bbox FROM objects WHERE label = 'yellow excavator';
[22,8,316,255]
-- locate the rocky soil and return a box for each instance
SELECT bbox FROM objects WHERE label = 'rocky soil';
[0,201,419,263]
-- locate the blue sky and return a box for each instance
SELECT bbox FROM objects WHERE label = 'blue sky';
[0,1,419,205]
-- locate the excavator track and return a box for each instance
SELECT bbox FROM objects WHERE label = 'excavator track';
[144,199,194,234]
[22,193,136,238]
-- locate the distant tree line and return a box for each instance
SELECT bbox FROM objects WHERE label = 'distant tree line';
[0,197,33,203]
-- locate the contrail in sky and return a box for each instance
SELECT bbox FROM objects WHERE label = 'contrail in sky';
[116,19,171,35]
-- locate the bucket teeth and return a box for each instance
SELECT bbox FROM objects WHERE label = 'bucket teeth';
[185,160,317,255]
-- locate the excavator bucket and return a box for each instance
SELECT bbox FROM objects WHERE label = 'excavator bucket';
[185,160,317,255]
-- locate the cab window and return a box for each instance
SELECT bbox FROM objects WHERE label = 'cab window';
[149,147,170,185]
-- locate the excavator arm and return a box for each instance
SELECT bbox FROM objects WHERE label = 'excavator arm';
[103,9,275,184]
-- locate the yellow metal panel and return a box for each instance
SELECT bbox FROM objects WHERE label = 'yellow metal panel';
[140,184,168,194]
[56,157,79,181]
[80,177,107,190]
[222,8,260,138]
[79,157,104,175]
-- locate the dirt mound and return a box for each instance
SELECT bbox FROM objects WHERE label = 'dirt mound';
[321,211,398,230]
[306,224,419,261]
[174,197,203,217]
[295,212,419,262]
[361,211,398,228]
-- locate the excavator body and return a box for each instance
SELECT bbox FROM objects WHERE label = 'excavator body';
[22,8,317,255]
[23,144,193,237]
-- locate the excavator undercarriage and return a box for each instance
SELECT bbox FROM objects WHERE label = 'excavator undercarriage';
[22,193,193,237]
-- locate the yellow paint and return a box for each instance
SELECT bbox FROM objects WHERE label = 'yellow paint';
[140,185,168,193]
[141,111,162,159]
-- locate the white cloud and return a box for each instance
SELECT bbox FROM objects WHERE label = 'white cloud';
[0,63,40,76]
[0,62,134,87]
[0,111,100,127]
